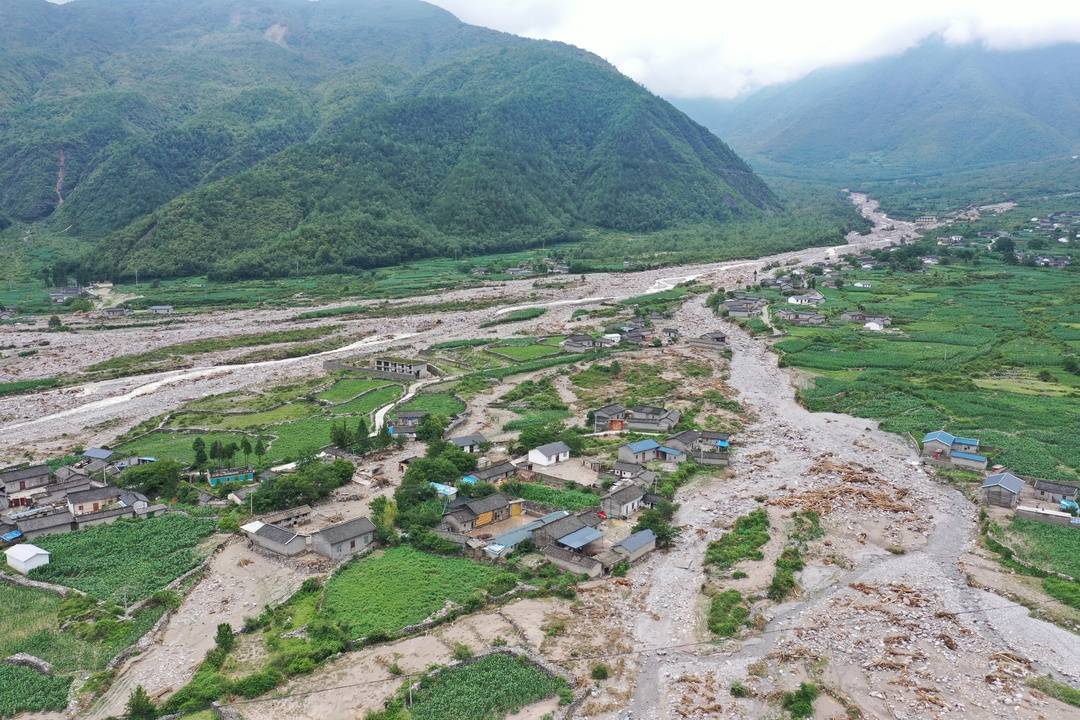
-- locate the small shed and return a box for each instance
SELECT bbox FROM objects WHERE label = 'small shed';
[5,543,50,574]
[981,472,1023,508]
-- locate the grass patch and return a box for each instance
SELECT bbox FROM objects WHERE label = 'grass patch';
[488,343,563,362]
[316,378,394,404]
[705,509,770,569]
[480,307,546,327]
[781,682,820,719]
[707,589,750,637]
[1028,675,1080,708]
[767,547,805,602]
[398,392,466,417]
[1005,517,1080,579]
[0,377,59,397]
[322,547,507,639]
[30,514,216,602]
[116,431,250,466]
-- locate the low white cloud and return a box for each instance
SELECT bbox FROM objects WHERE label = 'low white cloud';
[430,0,1080,98]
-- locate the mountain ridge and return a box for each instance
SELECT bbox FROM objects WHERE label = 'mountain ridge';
[1,0,778,279]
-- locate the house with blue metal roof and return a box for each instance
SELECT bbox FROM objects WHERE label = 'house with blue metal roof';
[618,439,661,463]
[921,430,987,470]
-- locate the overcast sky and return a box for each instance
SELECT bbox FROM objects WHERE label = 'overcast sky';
[430,0,1080,98]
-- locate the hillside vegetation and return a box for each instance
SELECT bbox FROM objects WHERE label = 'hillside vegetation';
[2,0,777,280]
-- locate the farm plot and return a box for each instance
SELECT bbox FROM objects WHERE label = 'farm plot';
[328,384,403,416]
[1002,517,1080,580]
[403,653,570,720]
[502,482,600,511]
[397,392,466,417]
[0,583,166,716]
[30,514,216,602]
[780,261,1080,481]
[316,377,396,404]
[115,431,250,466]
[487,341,564,363]
[321,547,509,638]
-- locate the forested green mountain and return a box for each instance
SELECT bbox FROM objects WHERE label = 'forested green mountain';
[676,40,1080,181]
[1,0,777,279]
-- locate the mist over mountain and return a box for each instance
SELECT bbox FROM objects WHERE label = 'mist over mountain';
[675,40,1080,181]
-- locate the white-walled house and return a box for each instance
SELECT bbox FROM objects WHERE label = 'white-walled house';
[5,543,50,574]
[528,441,571,466]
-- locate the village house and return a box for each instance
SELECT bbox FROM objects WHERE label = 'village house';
[687,331,727,350]
[206,467,255,487]
[227,486,258,506]
[981,472,1023,508]
[1,465,54,508]
[463,460,518,485]
[774,309,826,326]
[562,334,599,353]
[921,430,988,471]
[623,405,681,433]
[598,528,657,570]
[852,281,872,288]
[100,307,130,319]
[261,504,313,528]
[148,305,174,314]
[66,486,122,516]
[533,511,603,553]
[449,434,487,454]
[528,441,571,467]
[788,290,825,306]
[661,328,679,342]
[839,311,892,326]
[611,461,657,487]
[542,544,603,578]
[1032,479,1078,504]
[5,544,50,575]
[16,510,74,539]
[663,430,730,465]
[442,493,522,533]
[372,357,430,379]
[241,521,306,556]
[482,510,570,559]
[601,484,645,519]
[388,411,427,437]
[48,286,85,304]
[723,296,767,318]
[77,505,136,529]
[617,439,684,464]
[309,516,376,560]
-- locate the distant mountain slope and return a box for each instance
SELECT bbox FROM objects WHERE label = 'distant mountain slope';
[676,40,1080,180]
[0,0,776,279]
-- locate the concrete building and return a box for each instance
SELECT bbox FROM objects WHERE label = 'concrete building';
[981,472,1023,508]
[528,441,570,466]
[310,517,376,561]
[241,521,306,556]
[600,485,645,519]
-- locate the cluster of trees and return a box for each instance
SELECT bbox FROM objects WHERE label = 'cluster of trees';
[191,436,265,468]
[511,421,584,457]
[249,459,355,513]
[329,418,401,455]
[117,460,184,500]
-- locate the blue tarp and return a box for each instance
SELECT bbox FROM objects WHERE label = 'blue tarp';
[460,474,478,485]
[1,530,23,543]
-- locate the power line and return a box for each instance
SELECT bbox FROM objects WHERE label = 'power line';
[218,597,1032,707]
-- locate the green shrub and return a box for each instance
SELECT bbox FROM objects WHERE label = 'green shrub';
[729,680,749,697]
[590,663,610,681]
[230,669,282,698]
[781,682,819,719]
[707,589,750,637]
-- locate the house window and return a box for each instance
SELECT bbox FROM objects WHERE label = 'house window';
[93,502,100,511]
[350,539,356,549]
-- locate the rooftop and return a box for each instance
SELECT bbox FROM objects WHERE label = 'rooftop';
[625,439,660,454]
[312,516,375,544]
[5,544,49,562]
[557,526,604,550]
[532,441,570,457]
[981,472,1023,495]
[615,528,656,554]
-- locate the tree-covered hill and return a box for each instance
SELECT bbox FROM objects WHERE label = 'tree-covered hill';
[1,0,778,279]
[676,39,1080,181]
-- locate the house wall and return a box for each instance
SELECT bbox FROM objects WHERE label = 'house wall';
[982,487,1017,508]
[617,447,655,463]
[951,455,987,471]
[1036,487,1076,503]
[542,549,602,578]
[618,539,656,563]
[952,441,979,454]
[20,523,72,539]
[311,531,374,561]
[251,535,306,557]
[6,554,48,575]
[921,440,951,457]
